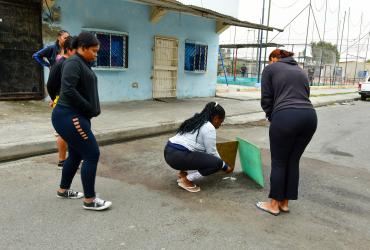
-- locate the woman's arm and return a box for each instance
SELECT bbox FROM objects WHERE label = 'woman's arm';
[260,67,274,121]
[61,60,93,117]
[32,46,54,67]
[46,63,62,101]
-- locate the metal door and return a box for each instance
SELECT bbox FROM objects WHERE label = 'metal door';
[0,0,43,100]
[152,36,178,98]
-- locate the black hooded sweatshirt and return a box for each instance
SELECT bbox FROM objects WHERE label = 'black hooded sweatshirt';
[57,54,100,119]
[261,57,313,120]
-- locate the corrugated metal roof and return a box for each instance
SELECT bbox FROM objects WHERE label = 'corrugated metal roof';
[132,0,283,32]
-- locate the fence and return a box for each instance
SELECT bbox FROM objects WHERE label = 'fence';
[218,47,363,87]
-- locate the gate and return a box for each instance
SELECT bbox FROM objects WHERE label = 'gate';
[0,0,43,100]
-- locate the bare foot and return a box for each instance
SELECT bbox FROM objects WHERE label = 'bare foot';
[180,176,196,187]
[224,166,234,174]
[279,199,289,212]
[177,171,187,179]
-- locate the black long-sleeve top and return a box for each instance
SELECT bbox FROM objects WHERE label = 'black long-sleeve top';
[57,54,101,119]
[261,57,313,121]
[47,57,66,101]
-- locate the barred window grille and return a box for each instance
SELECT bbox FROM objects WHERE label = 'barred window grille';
[185,42,208,72]
[94,32,128,68]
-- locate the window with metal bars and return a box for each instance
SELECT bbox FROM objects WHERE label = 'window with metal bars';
[184,42,208,72]
[92,31,128,69]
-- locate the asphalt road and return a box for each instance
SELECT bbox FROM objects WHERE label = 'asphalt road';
[0,100,369,250]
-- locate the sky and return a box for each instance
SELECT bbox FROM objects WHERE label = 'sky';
[180,0,370,61]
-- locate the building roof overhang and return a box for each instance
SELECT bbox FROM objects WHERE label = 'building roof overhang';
[131,0,284,34]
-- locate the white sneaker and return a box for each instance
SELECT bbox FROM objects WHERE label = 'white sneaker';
[57,189,84,199]
[83,197,112,211]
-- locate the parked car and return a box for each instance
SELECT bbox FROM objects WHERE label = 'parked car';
[359,78,370,100]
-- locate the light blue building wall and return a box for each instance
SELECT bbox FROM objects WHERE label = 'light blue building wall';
[53,0,219,102]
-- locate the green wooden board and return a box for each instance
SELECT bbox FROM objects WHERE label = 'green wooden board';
[237,137,264,188]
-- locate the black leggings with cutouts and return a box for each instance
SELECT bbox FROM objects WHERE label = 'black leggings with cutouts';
[52,104,100,199]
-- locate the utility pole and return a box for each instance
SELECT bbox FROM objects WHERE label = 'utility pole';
[338,11,347,84]
[303,0,312,68]
[263,0,272,68]
[257,0,266,83]
[252,30,256,64]
[345,8,350,83]
[256,28,260,77]
[363,32,370,77]
[231,26,237,81]
[354,13,363,82]
[246,29,250,77]
[318,0,328,85]
[336,0,341,48]
[332,0,341,85]
[287,26,291,51]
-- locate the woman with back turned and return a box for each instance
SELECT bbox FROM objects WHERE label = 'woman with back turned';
[256,49,317,216]
[52,32,112,211]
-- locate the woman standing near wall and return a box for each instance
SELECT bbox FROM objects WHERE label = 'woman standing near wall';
[33,30,70,67]
[256,49,317,216]
[52,32,112,211]
[47,36,77,170]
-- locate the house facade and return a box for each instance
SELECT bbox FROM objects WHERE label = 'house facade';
[0,0,278,101]
[47,0,220,102]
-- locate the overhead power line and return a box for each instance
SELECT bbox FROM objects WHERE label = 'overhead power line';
[271,0,300,9]
[309,2,323,41]
[313,0,326,12]
[269,3,310,43]
[340,29,370,55]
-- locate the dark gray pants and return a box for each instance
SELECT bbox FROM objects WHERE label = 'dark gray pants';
[164,145,223,176]
[269,108,317,201]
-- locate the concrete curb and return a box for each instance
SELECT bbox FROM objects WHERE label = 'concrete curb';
[0,97,359,163]
[215,95,260,102]
[312,97,359,108]
[0,122,182,163]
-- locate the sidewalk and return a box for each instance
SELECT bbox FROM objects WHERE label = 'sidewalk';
[0,87,359,162]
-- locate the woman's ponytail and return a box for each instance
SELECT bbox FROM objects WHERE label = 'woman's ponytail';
[177,102,225,135]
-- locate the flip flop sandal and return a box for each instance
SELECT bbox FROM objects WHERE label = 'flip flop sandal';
[256,202,280,216]
[177,181,201,193]
[177,178,198,185]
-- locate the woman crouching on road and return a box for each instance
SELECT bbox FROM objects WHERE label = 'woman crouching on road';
[256,49,317,216]
[164,102,233,192]
[52,32,112,211]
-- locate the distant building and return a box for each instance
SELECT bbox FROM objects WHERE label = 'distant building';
[338,60,370,80]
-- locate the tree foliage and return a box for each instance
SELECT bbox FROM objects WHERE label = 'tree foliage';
[311,41,340,64]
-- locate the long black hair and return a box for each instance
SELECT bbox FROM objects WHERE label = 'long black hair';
[177,102,225,135]
[63,36,77,53]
